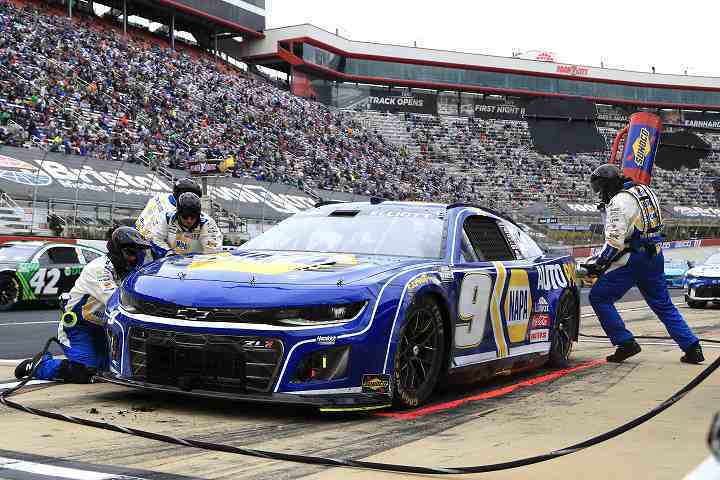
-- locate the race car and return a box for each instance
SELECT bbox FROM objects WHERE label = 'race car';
[0,241,105,310]
[102,201,580,411]
[684,251,720,308]
[664,258,691,289]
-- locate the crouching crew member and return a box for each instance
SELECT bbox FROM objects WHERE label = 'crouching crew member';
[150,192,222,257]
[136,178,202,240]
[15,227,151,381]
[584,164,704,364]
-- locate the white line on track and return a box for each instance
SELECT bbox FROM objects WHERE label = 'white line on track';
[0,359,23,366]
[0,321,57,326]
[0,380,54,389]
[0,456,144,479]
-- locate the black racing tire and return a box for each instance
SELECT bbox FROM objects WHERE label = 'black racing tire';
[392,296,445,408]
[687,298,707,309]
[0,273,20,311]
[548,289,578,368]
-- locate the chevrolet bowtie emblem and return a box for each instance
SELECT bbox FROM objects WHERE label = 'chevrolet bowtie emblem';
[175,308,210,321]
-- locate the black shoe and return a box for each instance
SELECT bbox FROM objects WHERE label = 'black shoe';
[607,340,642,363]
[681,342,704,364]
[14,358,35,379]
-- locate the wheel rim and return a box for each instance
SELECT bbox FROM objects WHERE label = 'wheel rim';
[0,277,19,307]
[396,307,441,394]
[552,294,576,361]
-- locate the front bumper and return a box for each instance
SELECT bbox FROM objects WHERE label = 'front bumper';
[686,281,720,301]
[97,373,392,411]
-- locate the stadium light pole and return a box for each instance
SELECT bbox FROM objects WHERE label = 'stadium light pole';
[170,13,175,50]
[122,0,127,35]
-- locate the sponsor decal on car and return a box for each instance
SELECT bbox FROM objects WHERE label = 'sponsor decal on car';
[537,263,573,290]
[529,329,549,343]
[534,296,549,313]
[530,313,550,329]
[362,374,391,394]
[316,335,337,345]
[503,270,531,343]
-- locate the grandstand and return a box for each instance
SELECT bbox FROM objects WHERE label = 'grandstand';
[1,0,720,242]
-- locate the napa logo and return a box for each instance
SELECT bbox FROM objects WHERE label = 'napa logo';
[537,264,570,290]
[631,128,652,167]
[503,270,532,343]
[175,239,190,252]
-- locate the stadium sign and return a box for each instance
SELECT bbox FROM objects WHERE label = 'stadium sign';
[555,64,590,76]
[672,206,720,218]
[562,203,600,214]
[368,89,438,114]
[473,98,525,120]
[0,148,331,218]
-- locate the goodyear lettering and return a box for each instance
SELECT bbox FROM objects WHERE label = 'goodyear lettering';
[407,274,433,291]
[537,264,568,290]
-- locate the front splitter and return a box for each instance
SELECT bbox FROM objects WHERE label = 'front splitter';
[97,373,392,412]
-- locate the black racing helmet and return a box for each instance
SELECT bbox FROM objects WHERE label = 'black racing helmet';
[590,164,625,204]
[176,192,202,231]
[173,178,202,201]
[106,226,151,280]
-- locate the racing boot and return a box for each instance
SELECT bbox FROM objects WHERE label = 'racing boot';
[606,339,641,363]
[14,352,43,379]
[680,341,704,364]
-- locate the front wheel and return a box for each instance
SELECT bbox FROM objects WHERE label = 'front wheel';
[393,296,445,408]
[0,274,20,311]
[548,290,578,368]
[686,297,707,309]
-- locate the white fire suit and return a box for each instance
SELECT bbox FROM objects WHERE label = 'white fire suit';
[136,193,176,240]
[150,212,223,257]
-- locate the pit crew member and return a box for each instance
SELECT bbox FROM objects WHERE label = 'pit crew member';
[583,164,703,364]
[136,178,202,240]
[149,192,222,257]
[14,227,151,381]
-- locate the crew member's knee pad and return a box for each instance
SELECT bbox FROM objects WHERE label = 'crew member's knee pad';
[57,360,96,383]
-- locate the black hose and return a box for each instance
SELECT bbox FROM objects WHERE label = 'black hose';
[1,339,718,474]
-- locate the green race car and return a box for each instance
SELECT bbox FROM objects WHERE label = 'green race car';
[0,241,104,310]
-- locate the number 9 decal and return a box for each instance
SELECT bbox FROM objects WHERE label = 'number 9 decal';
[455,273,492,348]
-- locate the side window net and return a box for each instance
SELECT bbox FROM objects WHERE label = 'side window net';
[463,216,515,262]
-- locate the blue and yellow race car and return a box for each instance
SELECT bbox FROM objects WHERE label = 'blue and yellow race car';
[102,201,580,410]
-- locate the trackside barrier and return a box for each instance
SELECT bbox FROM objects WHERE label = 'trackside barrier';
[0,333,719,475]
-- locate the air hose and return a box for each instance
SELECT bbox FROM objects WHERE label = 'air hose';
[1,335,719,474]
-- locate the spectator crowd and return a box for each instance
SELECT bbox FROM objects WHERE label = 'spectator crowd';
[1,0,717,215]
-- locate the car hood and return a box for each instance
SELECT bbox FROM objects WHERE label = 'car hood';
[687,265,720,278]
[136,250,434,286]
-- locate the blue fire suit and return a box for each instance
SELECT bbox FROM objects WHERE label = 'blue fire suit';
[34,255,138,380]
[588,182,699,350]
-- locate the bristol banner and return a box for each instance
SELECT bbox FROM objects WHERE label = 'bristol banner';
[367,89,438,115]
[0,147,362,220]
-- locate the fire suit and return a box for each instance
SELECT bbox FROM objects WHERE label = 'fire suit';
[149,212,223,257]
[33,255,142,380]
[136,192,176,240]
[588,182,699,350]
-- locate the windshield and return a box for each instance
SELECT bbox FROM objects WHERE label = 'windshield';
[0,244,37,262]
[242,210,445,259]
[705,253,720,265]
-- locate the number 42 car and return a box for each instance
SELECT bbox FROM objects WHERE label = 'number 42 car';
[0,241,105,311]
[103,202,581,411]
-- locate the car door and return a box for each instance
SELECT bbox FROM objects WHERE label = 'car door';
[31,246,81,299]
[452,214,538,365]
